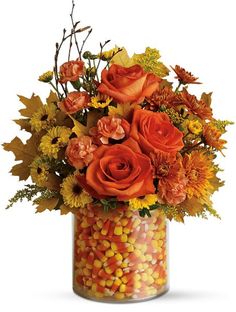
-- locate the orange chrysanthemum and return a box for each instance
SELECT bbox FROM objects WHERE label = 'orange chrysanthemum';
[146,86,177,111]
[183,150,215,203]
[203,123,227,151]
[152,153,187,206]
[178,88,213,120]
[171,65,201,85]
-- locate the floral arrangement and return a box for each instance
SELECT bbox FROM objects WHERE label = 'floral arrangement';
[4,3,232,223]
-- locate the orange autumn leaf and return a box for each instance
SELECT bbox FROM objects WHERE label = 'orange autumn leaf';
[18,94,44,118]
[35,197,59,213]
[3,134,41,180]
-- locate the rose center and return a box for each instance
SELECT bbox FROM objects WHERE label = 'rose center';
[107,159,131,180]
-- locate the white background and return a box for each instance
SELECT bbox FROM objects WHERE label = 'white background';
[0,0,236,311]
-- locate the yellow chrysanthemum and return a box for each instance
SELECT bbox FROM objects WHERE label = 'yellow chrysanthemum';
[128,194,158,210]
[30,103,57,132]
[30,157,50,186]
[38,71,53,82]
[99,47,120,60]
[60,175,93,208]
[187,120,203,135]
[40,126,71,159]
[132,47,169,78]
[89,95,113,109]
[183,151,217,204]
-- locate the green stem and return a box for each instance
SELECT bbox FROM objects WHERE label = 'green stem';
[175,81,182,93]
[49,82,62,100]
[182,140,203,154]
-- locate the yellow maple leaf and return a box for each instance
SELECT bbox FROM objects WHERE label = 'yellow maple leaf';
[132,47,169,78]
[18,94,44,118]
[70,116,88,137]
[70,110,102,137]
[111,47,135,67]
[35,197,59,213]
[3,134,41,180]
[108,103,140,119]
[46,91,59,105]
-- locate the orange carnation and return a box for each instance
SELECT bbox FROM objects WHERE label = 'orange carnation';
[97,64,161,104]
[89,116,130,145]
[158,158,187,206]
[130,109,184,156]
[66,136,97,169]
[77,138,155,200]
[59,91,90,114]
[59,59,84,83]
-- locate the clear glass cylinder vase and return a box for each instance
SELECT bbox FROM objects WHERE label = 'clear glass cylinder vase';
[73,204,168,302]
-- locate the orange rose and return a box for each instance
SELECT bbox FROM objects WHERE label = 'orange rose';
[59,59,84,83]
[130,110,184,156]
[59,91,90,114]
[66,136,97,169]
[97,64,161,104]
[77,138,155,200]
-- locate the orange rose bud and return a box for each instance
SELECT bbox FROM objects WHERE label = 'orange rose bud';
[59,59,84,83]
[130,109,184,156]
[66,136,97,169]
[59,91,90,114]
[98,64,161,105]
[84,138,155,201]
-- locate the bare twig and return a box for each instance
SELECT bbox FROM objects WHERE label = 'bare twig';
[70,0,81,56]
[96,40,111,76]
[68,29,73,61]
[80,28,93,59]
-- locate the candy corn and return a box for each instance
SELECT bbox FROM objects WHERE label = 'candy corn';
[73,206,168,302]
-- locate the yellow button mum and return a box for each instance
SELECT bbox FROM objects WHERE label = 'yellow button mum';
[187,120,203,135]
[89,95,112,109]
[60,175,93,208]
[39,126,71,159]
[128,194,158,210]
[38,71,53,83]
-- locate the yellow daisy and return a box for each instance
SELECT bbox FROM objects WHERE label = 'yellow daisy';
[30,157,50,186]
[38,71,53,83]
[40,126,71,159]
[128,194,158,210]
[89,95,113,109]
[60,175,93,208]
[30,103,57,132]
